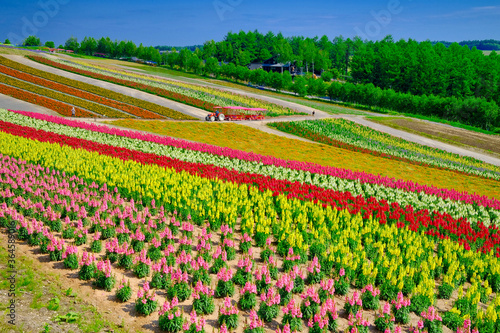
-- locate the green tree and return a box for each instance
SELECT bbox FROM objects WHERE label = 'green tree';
[44,41,55,48]
[203,57,219,77]
[64,36,79,51]
[321,71,333,82]
[167,49,179,68]
[282,71,293,90]
[80,36,97,55]
[124,41,136,57]
[202,40,217,59]
[188,54,203,74]
[269,72,284,92]
[178,48,192,70]
[23,35,40,46]
[4,39,11,45]
[291,76,307,97]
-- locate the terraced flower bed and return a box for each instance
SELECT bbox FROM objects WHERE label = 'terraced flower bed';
[27,55,302,117]
[0,55,196,120]
[269,119,500,180]
[1,109,500,332]
[0,84,96,117]
[0,73,131,118]
[0,64,163,119]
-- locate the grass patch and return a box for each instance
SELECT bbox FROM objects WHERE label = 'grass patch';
[109,119,500,199]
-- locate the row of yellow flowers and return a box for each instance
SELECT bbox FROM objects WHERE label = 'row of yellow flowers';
[1,129,500,324]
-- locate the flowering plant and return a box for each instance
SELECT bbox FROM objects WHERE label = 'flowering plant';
[290,265,305,294]
[239,281,258,310]
[135,281,158,316]
[93,259,115,291]
[218,297,239,329]
[78,251,96,280]
[243,310,265,333]
[191,255,211,285]
[115,278,132,302]
[392,291,411,324]
[192,280,215,315]
[344,290,364,316]
[283,247,301,272]
[159,297,183,333]
[334,267,349,296]
[240,233,252,253]
[300,286,321,319]
[211,246,228,273]
[255,265,272,294]
[215,267,235,298]
[374,302,395,332]
[361,284,380,310]
[182,310,206,333]
[281,298,303,332]
[420,305,443,333]
[305,256,323,285]
[47,236,64,261]
[133,249,152,278]
[318,278,335,303]
[258,287,280,322]
[347,310,370,333]
[167,268,191,302]
[62,244,79,269]
[276,272,294,305]
[233,256,253,286]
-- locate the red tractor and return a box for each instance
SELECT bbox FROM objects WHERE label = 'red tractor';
[205,107,266,121]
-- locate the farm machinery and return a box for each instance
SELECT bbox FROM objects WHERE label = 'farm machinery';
[205,106,267,121]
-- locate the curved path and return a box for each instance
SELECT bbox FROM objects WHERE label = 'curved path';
[2,53,500,167]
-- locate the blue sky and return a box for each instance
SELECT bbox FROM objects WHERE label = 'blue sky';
[1,0,499,47]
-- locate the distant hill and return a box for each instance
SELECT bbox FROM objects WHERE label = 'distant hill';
[432,39,500,51]
[154,45,203,52]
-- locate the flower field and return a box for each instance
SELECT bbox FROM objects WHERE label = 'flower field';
[0,83,96,117]
[0,55,196,120]
[27,55,302,117]
[1,108,500,332]
[0,72,131,118]
[268,119,500,180]
[108,119,500,201]
[0,64,162,119]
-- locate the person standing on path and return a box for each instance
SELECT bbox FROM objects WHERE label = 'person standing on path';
[71,107,76,117]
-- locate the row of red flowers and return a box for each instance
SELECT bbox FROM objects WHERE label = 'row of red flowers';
[0,64,163,119]
[0,83,96,117]
[27,55,219,113]
[1,119,498,256]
